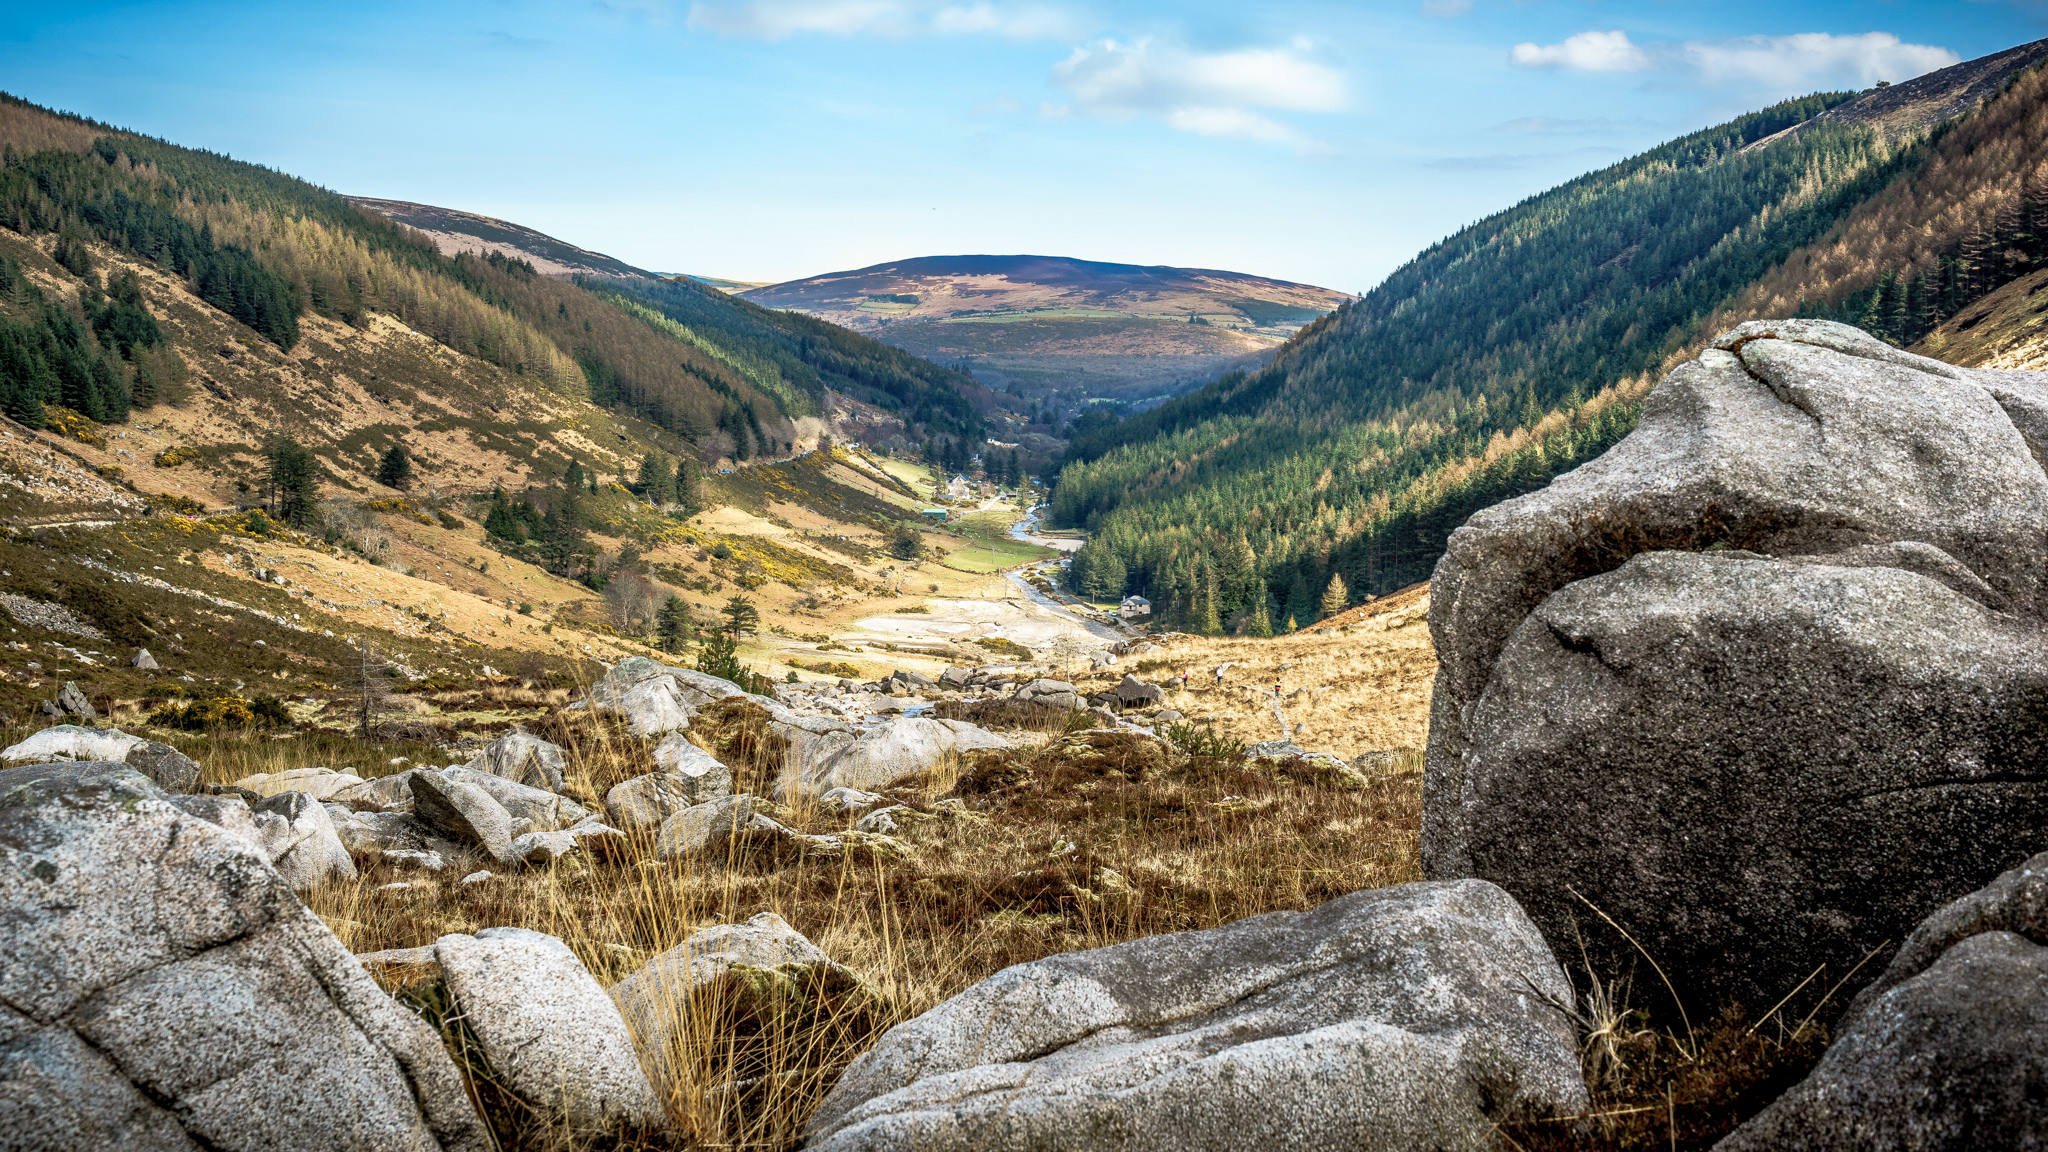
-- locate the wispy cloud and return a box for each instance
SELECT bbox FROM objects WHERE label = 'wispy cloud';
[1511,30,1649,72]
[1510,29,1958,93]
[1683,32,1958,90]
[1050,37,1345,145]
[685,0,1078,40]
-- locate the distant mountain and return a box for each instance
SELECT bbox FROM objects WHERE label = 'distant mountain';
[742,255,1353,402]
[1051,37,2048,635]
[347,197,663,279]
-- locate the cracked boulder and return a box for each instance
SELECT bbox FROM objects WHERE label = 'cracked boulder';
[787,717,1012,796]
[434,927,668,1134]
[0,761,488,1151]
[3,726,202,794]
[459,728,568,793]
[1424,320,2048,1017]
[1719,851,2048,1150]
[581,657,766,738]
[805,880,1585,1152]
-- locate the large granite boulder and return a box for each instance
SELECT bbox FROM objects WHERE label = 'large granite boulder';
[791,718,1012,796]
[409,771,514,861]
[2,726,201,793]
[1719,851,2048,1150]
[607,738,733,832]
[459,728,568,793]
[1012,678,1080,711]
[248,791,358,892]
[1115,674,1164,706]
[232,766,369,802]
[806,880,1586,1152]
[582,658,765,738]
[609,912,849,1092]
[654,794,758,859]
[1425,320,2048,1015]
[435,927,667,1133]
[439,766,592,830]
[0,761,487,1151]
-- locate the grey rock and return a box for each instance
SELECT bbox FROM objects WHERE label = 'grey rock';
[130,648,158,670]
[435,927,668,1133]
[806,879,1586,1152]
[249,791,358,892]
[818,787,885,812]
[1425,321,2048,879]
[507,822,627,866]
[335,769,418,811]
[461,728,567,793]
[409,771,514,861]
[54,682,93,719]
[610,912,848,1092]
[607,767,725,833]
[1,726,200,794]
[939,666,972,689]
[0,761,488,1152]
[1246,740,1306,760]
[440,767,591,829]
[232,766,368,802]
[1848,849,2048,1020]
[1115,675,1163,705]
[766,711,857,793]
[1717,931,2048,1151]
[37,699,59,719]
[1153,709,1184,723]
[1450,549,2048,1016]
[655,794,757,859]
[583,657,765,738]
[1013,678,1079,711]
[788,717,1011,797]
[328,808,436,854]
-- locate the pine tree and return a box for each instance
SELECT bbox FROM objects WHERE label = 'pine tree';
[374,444,413,491]
[721,595,759,638]
[1197,562,1222,635]
[656,595,694,653]
[1249,589,1274,637]
[674,456,704,513]
[1319,572,1350,620]
[1282,572,1314,631]
[483,494,524,542]
[634,452,673,505]
[264,435,319,527]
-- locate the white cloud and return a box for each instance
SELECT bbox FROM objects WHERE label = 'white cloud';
[1510,28,1959,94]
[1050,37,1344,144]
[1511,30,1650,72]
[686,0,1077,39]
[1683,32,1958,90]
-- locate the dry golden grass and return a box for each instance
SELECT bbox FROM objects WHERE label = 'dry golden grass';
[280,699,1424,1150]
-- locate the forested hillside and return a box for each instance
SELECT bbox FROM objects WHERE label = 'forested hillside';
[1053,41,2048,635]
[0,91,981,462]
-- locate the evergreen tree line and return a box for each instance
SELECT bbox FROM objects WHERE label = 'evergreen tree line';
[0,251,175,426]
[1051,88,1968,631]
[481,476,603,587]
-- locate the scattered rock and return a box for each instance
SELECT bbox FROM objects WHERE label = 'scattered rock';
[583,657,764,738]
[1115,675,1164,705]
[54,682,94,719]
[232,765,367,802]
[459,870,493,885]
[806,879,1586,1151]
[655,794,757,859]
[610,912,851,1091]
[460,728,567,793]
[249,791,358,891]
[1011,678,1079,711]
[854,805,914,835]
[1153,709,1183,723]
[332,769,418,811]
[1246,740,1306,760]
[791,717,1012,796]
[435,927,669,1134]
[0,761,488,1151]
[603,734,731,827]
[1,725,200,793]
[130,648,158,670]
[819,787,885,812]
[939,666,972,689]
[409,771,514,861]
[507,821,627,866]
[440,767,591,829]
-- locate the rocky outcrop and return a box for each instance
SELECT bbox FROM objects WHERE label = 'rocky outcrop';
[2,726,201,793]
[1011,678,1079,712]
[1425,320,2048,1015]
[506,821,627,866]
[1115,674,1164,706]
[655,794,758,859]
[607,738,733,832]
[583,657,765,737]
[609,912,849,1091]
[249,791,358,891]
[440,766,592,830]
[460,728,568,793]
[0,761,487,1151]
[233,765,373,802]
[435,927,668,1133]
[806,880,1586,1152]
[1719,851,2048,1150]
[409,771,514,861]
[789,717,1012,796]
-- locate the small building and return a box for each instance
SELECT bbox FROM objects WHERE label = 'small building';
[920,507,949,520]
[1120,595,1152,617]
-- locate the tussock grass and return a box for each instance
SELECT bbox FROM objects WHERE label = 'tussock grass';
[292,709,1425,1150]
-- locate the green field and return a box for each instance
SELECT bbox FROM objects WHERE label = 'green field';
[938,507,1060,573]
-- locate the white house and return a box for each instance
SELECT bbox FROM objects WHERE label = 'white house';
[1120,595,1152,617]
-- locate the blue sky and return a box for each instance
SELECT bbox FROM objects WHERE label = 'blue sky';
[3,2,2041,290]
